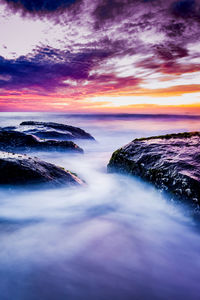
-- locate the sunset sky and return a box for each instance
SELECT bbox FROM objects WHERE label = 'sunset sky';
[0,0,200,113]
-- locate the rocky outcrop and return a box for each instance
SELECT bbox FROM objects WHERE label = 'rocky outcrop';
[19,121,95,140]
[0,152,84,186]
[108,132,200,206]
[0,130,83,153]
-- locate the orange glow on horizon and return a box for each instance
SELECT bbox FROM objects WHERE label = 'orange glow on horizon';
[0,81,200,114]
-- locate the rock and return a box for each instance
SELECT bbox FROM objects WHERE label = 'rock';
[19,121,95,140]
[108,132,200,206]
[0,152,84,186]
[24,129,72,140]
[0,130,83,153]
[1,126,17,131]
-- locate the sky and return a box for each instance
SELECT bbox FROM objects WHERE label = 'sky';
[0,0,200,113]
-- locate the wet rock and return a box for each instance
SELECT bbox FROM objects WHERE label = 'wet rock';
[1,126,17,131]
[0,130,83,153]
[19,121,95,140]
[108,132,200,206]
[0,151,84,186]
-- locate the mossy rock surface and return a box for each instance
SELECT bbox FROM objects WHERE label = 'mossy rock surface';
[108,132,200,206]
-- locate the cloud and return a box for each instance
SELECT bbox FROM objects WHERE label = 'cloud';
[0,47,112,92]
[1,0,80,14]
[0,0,200,111]
[87,73,141,95]
[163,22,186,37]
[93,0,157,29]
[94,0,128,22]
[154,44,188,61]
[170,0,196,18]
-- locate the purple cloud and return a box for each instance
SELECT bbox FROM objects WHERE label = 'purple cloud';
[0,0,200,99]
[170,0,196,18]
[0,47,112,92]
[2,0,81,14]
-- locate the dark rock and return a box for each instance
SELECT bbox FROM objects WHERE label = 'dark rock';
[0,130,83,153]
[19,121,95,140]
[0,151,84,186]
[24,129,72,140]
[1,126,17,131]
[108,132,200,206]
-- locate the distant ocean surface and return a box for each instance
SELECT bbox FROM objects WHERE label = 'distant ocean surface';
[0,112,200,300]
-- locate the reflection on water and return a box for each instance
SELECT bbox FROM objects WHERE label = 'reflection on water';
[0,113,200,300]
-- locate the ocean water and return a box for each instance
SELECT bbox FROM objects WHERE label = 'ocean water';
[0,113,200,300]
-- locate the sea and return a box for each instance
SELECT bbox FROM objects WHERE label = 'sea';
[0,112,200,300]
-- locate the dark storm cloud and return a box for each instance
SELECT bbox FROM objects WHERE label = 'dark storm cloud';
[94,0,128,22]
[170,0,196,18]
[2,0,81,14]
[155,44,188,61]
[94,0,155,21]
[0,47,112,91]
[93,0,156,29]
[163,22,186,37]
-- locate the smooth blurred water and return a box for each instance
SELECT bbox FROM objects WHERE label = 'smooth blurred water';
[0,113,200,300]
